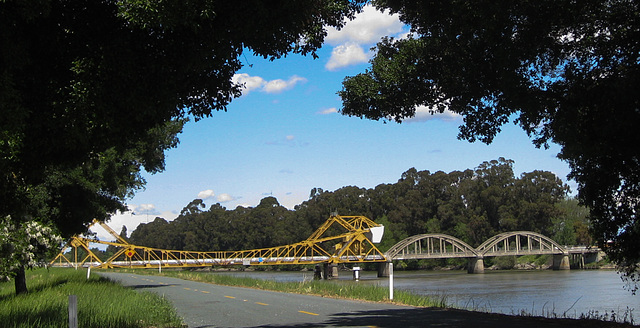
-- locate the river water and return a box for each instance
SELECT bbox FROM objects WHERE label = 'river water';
[215,269,638,321]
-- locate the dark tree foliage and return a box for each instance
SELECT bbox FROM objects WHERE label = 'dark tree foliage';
[0,0,365,237]
[1,1,364,295]
[338,0,639,286]
[130,159,578,260]
[131,197,305,252]
[128,217,176,250]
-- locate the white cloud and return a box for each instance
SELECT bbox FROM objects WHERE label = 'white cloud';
[232,73,265,95]
[325,42,369,71]
[263,75,307,94]
[197,189,216,200]
[402,106,462,123]
[286,135,295,141]
[136,203,157,214]
[217,193,235,203]
[232,74,307,95]
[324,5,407,71]
[325,5,404,46]
[318,107,338,115]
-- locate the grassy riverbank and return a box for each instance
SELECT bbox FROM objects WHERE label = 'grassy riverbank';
[0,268,183,328]
[106,268,448,308]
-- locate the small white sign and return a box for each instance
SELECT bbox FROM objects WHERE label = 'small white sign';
[369,226,384,243]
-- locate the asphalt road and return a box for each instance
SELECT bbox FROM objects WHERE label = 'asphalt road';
[98,272,631,328]
[99,272,408,328]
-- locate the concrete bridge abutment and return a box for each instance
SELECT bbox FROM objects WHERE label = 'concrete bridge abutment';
[378,261,391,277]
[553,254,570,270]
[467,257,484,274]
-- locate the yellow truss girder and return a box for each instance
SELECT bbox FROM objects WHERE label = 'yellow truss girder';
[50,215,387,269]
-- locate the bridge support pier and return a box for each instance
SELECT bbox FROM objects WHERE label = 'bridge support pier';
[322,263,339,279]
[467,257,484,274]
[553,254,570,270]
[377,261,391,277]
[314,265,322,280]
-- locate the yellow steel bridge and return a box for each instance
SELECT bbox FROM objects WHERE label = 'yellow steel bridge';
[50,215,386,269]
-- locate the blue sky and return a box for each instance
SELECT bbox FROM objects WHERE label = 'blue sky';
[98,6,574,240]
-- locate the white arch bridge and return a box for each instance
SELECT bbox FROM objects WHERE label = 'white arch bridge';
[380,231,601,275]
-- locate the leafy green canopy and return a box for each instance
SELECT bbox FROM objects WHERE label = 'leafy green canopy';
[0,0,365,237]
[130,159,579,255]
[338,0,639,286]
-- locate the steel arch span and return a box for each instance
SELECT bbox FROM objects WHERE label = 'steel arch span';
[476,231,567,257]
[386,231,567,261]
[385,234,478,260]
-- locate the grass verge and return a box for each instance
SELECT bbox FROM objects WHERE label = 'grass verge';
[106,268,448,308]
[0,268,183,328]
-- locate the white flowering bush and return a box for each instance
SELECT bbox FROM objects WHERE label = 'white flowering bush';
[0,216,63,281]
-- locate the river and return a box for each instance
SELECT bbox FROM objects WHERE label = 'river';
[214,269,637,322]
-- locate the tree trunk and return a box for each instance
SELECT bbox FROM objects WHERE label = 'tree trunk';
[14,266,28,295]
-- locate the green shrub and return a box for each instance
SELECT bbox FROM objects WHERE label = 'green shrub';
[491,256,516,269]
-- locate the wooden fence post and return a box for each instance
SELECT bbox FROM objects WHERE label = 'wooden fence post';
[68,295,78,328]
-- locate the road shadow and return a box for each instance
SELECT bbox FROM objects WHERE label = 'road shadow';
[126,283,179,289]
[248,307,633,328]
[0,304,62,327]
[0,277,72,302]
[99,276,179,290]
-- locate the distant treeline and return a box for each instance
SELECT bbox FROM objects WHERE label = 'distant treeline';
[128,158,591,253]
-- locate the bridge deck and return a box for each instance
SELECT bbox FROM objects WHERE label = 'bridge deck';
[52,217,600,269]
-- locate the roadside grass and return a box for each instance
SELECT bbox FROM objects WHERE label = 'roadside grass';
[106,268,448,308]
[0,268,183,328]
